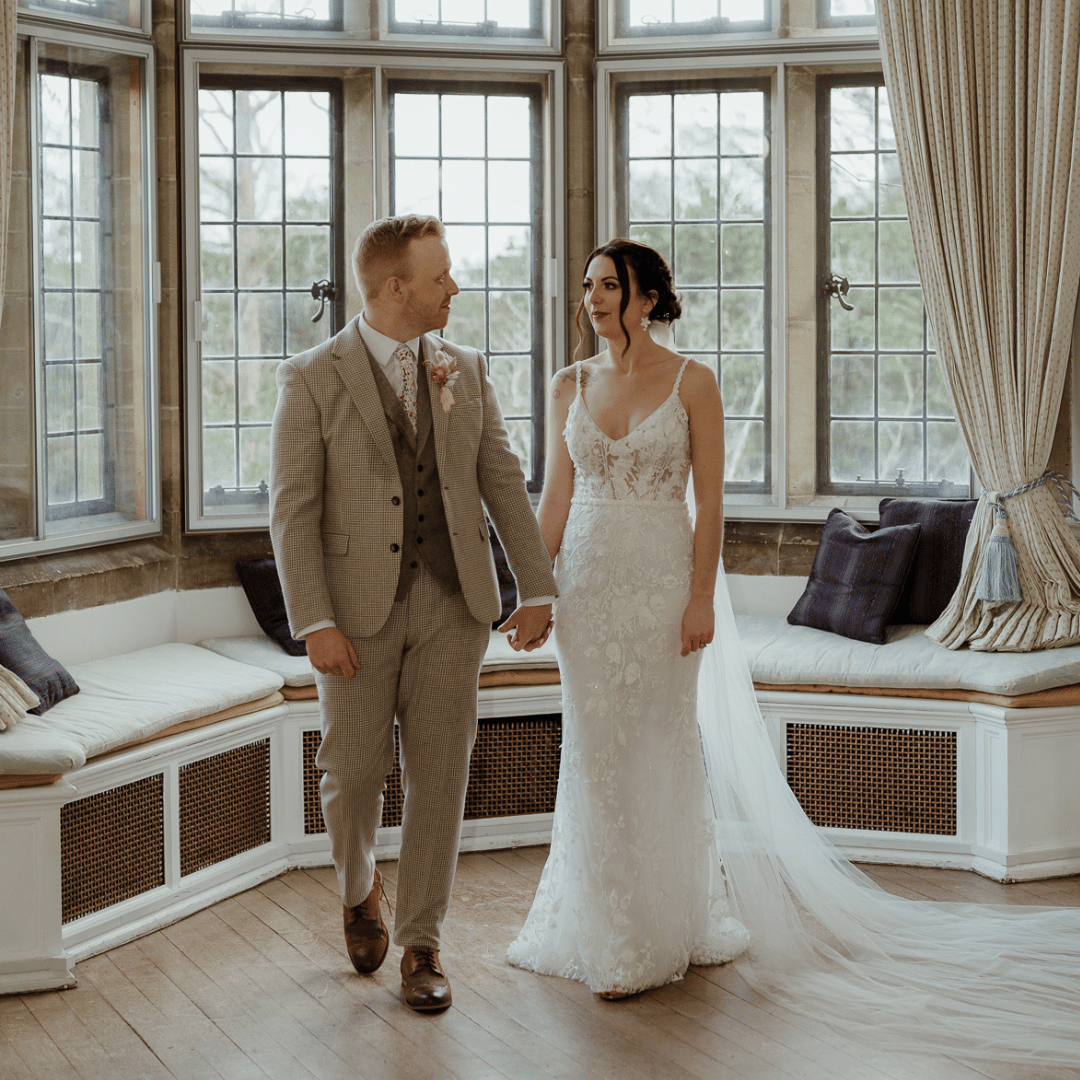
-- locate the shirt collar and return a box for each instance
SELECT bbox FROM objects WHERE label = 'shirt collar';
[358,312,421,372]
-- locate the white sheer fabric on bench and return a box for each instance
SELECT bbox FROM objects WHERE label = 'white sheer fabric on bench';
[700,570,1080,1065]
[879,0,1080,651]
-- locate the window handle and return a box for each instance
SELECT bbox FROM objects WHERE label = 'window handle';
[310,279,336,323]
[824,272,854,311]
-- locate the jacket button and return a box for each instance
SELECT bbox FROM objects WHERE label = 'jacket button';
[418,514,425,522]
[410,561,418,568]
[391,496,400,505]
[391,543,400,552]
[417,464,424,472]
[417,536,424,544]
[417,489,424,497]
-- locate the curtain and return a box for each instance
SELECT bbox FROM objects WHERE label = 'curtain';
[878,1,1080,651]
[0,0,15,326]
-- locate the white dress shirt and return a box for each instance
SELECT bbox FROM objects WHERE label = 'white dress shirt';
[294,314,551,641]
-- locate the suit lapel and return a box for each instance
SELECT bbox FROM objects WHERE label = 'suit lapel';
[332,318,398,471]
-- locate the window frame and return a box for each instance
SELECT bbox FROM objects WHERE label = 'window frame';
[17,0,151,38]
[0,21,160,562]
[194,74,346,520]
[182,49,565,531]
[612,74,774,496]
[816,0,877,31]
[815,71,972,501]
[180,0,561,54]
[388,77,547,492]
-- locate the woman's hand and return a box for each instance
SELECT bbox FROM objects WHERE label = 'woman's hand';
[680,594,715,656]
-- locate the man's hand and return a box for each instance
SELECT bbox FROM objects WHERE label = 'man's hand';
[306,626,361,678]
[498,603,554,652]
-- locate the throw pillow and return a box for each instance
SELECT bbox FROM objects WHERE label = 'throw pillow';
[878,497,978,624]
[235,559,308,656]
[787,509,922,645]
[488,521,519,630]
[0,588,80,715]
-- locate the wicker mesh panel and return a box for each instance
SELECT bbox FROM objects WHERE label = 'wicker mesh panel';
[61,775,164,923]
[303,728,324,835]
[179,739,271,875]
[302,715,562,834]
[786,723,957,835]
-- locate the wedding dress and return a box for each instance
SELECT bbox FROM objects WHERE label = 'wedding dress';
[508,353,1080,1064]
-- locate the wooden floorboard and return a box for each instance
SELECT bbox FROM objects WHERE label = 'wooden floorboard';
[5,851,1080,1080]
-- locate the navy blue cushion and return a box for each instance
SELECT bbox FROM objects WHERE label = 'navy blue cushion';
[878,497,978,624]
[488,521,518,629]
[788,509,922,645]
[0,588,80,715]
[235,559,307,657]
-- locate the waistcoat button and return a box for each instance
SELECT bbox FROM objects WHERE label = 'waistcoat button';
[391,543,400,552]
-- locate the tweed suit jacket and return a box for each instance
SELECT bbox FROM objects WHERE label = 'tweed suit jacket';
[270,315,556,639]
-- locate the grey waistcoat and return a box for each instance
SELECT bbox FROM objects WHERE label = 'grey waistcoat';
[367,350,460,601]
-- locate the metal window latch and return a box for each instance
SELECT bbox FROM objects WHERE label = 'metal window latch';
[824,272,854,311]
[310,279,335,323]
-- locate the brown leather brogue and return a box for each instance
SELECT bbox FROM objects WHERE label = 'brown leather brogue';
[400,946,452,1011]
[343,867,389,975]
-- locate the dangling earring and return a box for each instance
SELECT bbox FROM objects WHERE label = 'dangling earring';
[640,315,652,331]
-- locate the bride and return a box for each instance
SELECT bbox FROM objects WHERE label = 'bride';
[508,238,1080,1063]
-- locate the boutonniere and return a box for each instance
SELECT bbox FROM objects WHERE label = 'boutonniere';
[424,349,460,415]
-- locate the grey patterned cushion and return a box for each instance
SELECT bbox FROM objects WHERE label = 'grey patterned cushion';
[0,588,80,715]
[235,559,307,657]
[878,497,978,624]
[787,509,922,645]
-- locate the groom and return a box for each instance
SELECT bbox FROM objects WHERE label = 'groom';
[270,215,555,1011]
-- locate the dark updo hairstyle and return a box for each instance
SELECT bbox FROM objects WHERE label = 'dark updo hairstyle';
[575,238,682,360]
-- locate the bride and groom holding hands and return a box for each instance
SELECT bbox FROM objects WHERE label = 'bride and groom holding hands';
[271,215,1080,1063]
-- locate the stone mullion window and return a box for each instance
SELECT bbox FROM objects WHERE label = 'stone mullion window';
[389,82,545,491]
[196,78,342,516]
[39,65,112,522]
[817,74,970,499]
[614,79,771,494]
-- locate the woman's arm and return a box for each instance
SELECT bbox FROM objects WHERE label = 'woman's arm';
[535,365,578,563]
[680,361,726,657]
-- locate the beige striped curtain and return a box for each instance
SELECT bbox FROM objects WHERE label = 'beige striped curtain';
[0,0,15,326]
[878,1,1080,651]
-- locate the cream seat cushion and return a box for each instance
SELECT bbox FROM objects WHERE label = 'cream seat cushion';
[737,616,1080,697]
[0,643,284,775]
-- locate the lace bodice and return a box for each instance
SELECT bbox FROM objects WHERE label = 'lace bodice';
[565,358,691,502]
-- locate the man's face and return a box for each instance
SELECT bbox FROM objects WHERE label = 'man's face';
[400,235,459,335]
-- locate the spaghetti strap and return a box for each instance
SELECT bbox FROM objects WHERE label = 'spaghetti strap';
[575,360,582,389]
[673,357,691,394]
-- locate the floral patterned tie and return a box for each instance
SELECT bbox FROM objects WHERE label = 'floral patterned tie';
[393,343,417,433]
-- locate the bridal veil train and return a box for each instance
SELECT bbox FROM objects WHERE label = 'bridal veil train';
[699,569,1080,1065]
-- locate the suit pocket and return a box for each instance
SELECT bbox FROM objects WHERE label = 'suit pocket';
[322,531,349,557]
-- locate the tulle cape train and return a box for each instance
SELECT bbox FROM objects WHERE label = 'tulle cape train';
[700,571,1080,1065]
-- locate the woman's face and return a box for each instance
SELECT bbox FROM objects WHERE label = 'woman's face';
[582,254,652,342]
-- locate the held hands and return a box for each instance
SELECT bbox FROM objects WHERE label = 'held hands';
[681,595,715,657]
[306,626,361,678]
[499,603,554,652]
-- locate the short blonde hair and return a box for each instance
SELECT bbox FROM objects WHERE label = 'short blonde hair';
[352,215,445,303]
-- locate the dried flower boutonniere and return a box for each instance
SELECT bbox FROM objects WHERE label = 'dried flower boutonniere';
[424,349,460,416]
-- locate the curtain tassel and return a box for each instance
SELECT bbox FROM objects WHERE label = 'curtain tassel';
[974,512,1022,603]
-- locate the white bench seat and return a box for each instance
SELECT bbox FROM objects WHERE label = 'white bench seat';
[0,643,284,776]
[736,616,1080,698]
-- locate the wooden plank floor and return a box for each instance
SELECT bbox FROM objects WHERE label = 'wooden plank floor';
[4,852,1080,1080]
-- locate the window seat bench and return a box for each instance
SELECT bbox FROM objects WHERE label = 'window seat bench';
[4,577,1079,997]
